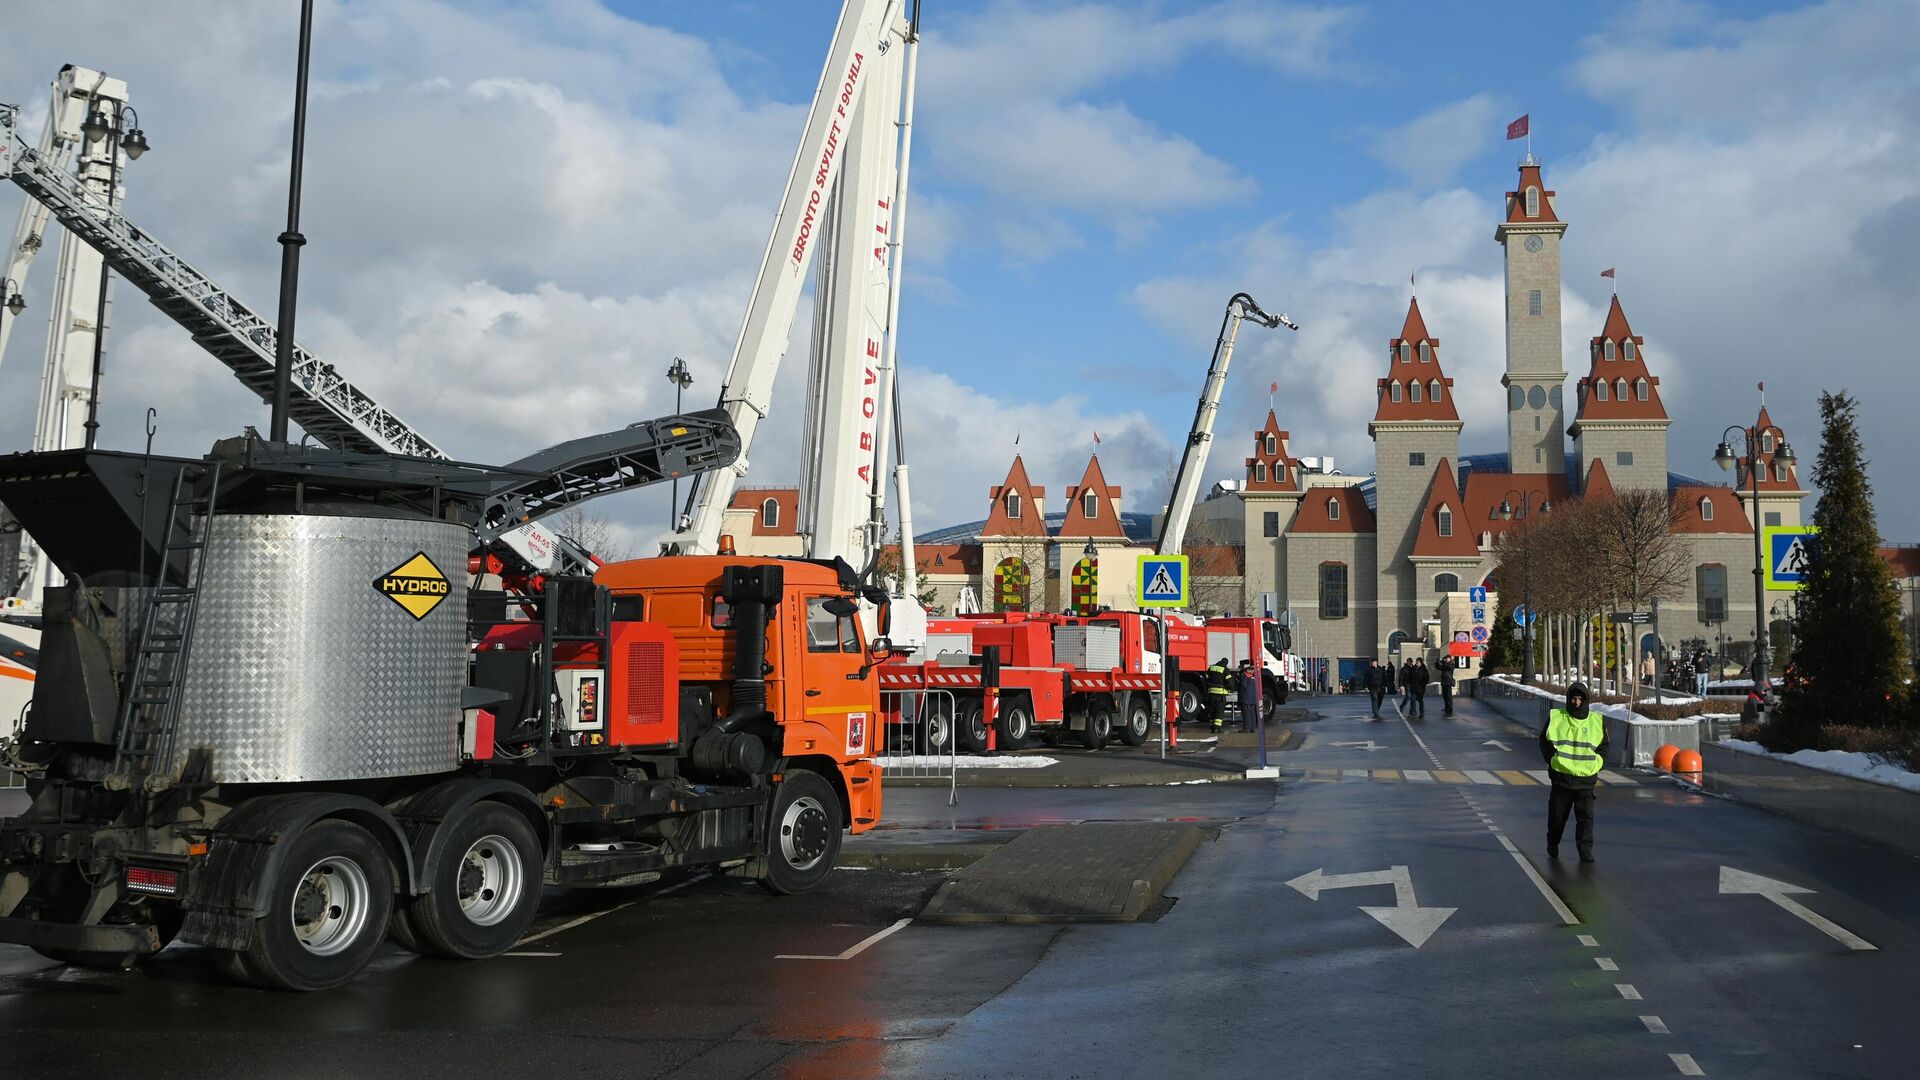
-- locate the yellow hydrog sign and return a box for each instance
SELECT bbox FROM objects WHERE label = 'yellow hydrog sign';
[374,551,451,620]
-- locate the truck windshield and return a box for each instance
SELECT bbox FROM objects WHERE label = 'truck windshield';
[805,598,861,653]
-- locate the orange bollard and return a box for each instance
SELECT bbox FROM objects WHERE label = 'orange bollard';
[1653,744,1680,771]
[1672,748,1704,783]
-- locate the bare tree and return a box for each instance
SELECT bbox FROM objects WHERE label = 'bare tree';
[1586,488,1689,700]
[551,505,632,564]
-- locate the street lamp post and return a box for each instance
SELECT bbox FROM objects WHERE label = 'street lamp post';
[664,357,694,527]
[269,0,317,445]
[79,100,150,450]
[1715,421,1796,692]
[0,279,24,346]
[1494,490,1553,684]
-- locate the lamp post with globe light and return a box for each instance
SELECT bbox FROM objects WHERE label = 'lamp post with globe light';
[78,99,151,449]
[1714,422,1796,691]
[1493,490,1552,684]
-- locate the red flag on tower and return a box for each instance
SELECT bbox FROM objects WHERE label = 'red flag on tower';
[1093,431,1101,445]
[1600,268,1615,279]
[1269,382,1278,394]
[1506,114,1530,140]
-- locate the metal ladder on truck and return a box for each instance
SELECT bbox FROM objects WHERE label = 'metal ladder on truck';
[108,463,221,793]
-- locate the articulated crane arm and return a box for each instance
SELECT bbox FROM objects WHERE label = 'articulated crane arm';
[675,0,904,556]
[1154,292,1298,558]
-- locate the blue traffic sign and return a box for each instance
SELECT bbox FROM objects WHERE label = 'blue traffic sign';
[1513,604,1537,626]
[1764,527,1819,590]
[1468,586,1488,604]
[1137,555,1189,608]
[1471,625,1490,643]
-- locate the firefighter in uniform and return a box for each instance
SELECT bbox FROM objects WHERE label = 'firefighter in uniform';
[1206,658,1232,733]
[1540,682,1608,862]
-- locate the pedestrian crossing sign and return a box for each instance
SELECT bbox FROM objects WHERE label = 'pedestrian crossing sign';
[1137,555,1189,608]
[1763,526,1819,590]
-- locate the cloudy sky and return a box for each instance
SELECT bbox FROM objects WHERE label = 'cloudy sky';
[3,0,1916,553]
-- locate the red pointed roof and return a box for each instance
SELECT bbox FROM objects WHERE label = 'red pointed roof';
[983,455,1048,537]
[1738,406,1802,492]
[1582,458,1617,500]
[1412,459,1479,558]
[1059,455,1127,538]
[895,542,984,575]
[1243,410,1300,492]
[1372,298,1461,425]
[1287,487,1375,535]
[1573,294,1668,424]
[1458,470,1570,541]
[1504,162,1560,224]
[728,487,799,536]
[1673,487,1752,535]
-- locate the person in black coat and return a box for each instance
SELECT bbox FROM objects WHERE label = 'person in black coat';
[1410,658,1430,717]
[1437,655,1457,716]
[1364,659,1386,718]
[1398,659,1416,712]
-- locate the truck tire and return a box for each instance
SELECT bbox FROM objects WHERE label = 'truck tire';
[921,700,954,754]
[957,700,989,752]
[1178,681,1203,724]
[400,803,544,960]
[997,700,1033,750]
[1267,673,1288,708]
[1082,701,1112,750]
[1118,699,1153,746]
[229,819,394,991]
[761,770,843,895]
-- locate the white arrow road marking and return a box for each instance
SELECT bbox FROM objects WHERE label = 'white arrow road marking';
[1330,740,1388,751]
[778,917,912,960]
[1483,739,1512,751]
[1719,866,1876,951]
[1285,865,1455,948]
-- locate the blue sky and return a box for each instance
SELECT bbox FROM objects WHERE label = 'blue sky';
[2,0,1914,548]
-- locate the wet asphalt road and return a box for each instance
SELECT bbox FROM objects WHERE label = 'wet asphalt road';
[4,694,1918,1078]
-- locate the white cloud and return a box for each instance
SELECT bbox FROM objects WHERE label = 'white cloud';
[1367,94,1506,186]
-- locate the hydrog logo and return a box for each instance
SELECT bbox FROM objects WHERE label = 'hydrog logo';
[374,551,451,620]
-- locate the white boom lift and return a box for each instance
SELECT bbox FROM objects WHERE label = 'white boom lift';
[0,67,131,603]
[1154,292,1298,559]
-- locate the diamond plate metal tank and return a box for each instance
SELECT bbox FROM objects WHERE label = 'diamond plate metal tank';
[174,513,467,783]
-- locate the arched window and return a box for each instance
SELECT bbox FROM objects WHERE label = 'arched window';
[1005,490,1021,519]
[1409,380,1423,402]
[1760,431,1774,454]
[1624,340,1637,360]
[1434,572,1460,594]
[1419,341,1432,363]
[1615,378,1629,400]
[1525,186,1541,217]
[1595,379,1609,401]
[1699,496,1714,522]
[1327,497,1341,521]
[761,498,780,529]
[1430,379,1443,401]
[1400,342,1413,363]
[1604,340,1616,361]
[1265,433,1278,456]
[1083,488,1100,518]
[1390,381,1403,403]
[1253,461,1268,484]
[1635,378,1649,401]
[1436,506,1453,537]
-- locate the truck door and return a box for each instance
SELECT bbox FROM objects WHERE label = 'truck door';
[790,593,874,758]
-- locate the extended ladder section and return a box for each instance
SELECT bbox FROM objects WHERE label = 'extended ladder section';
[1,105,440,459]
[110,462,221,792]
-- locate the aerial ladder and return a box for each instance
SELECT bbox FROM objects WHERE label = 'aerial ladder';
[0,75,617,587]
[1154,292,1299,558]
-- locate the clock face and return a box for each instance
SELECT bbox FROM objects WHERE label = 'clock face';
[1524,235,1543,253]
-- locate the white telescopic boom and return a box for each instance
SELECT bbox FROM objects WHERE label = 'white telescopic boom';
[1154,292,1297,558]
[679,0,901,555]
[864,10,918,578]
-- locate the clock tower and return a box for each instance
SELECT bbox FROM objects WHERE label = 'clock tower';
[1495,156,1568,476]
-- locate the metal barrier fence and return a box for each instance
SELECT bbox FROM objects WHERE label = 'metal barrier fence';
[878,688,958,806]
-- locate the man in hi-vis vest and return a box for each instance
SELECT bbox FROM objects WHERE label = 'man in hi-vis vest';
[1539,682,1608,862]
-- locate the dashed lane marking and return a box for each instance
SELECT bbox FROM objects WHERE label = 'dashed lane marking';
[777,917,912,961]
[1403,769,1434,783]
[504,951,562,957]
[1599,770,1638,785]
[1670,1052,1705,1075]
[1642,1016,1670,1034]
[1577,934,1599,947]
[1494,832,1579,925]
[1596,957,1619,971]
[517,902,639,946]
[1616,984,1643,1000]
[1287,768,1634,787]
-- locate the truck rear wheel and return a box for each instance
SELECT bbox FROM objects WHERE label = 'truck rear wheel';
[922,700,954,754]
[997,700,1033,750]
[957,700,989,752]
[229,819,394,991]
[761,770,843,895]
[1119,699,1152,746]
[401,803,543,960]
[1178,681,1203,724]
[1082,702,1112,750]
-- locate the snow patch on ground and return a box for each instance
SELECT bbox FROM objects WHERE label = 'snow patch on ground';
[879,755,1059,769]
[1719,739,1920,794]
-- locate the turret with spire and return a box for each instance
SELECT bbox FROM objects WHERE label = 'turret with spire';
[1570,293,1671,492]
[1495,156,1569,476]
[1372,296,1463,657]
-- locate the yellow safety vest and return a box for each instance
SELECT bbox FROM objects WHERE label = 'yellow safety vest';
[1546,708,1604,777]
[1207,665,1230,694]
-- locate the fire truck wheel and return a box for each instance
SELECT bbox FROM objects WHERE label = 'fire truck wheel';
[921,701,955,754]
[1082,702,1112,751]
[1119,700,1153,746]
[234,819,394,991]
[997,701,1034,750]
[1177,682,1203,725]
[761,770,843,895]
[404,804,544,960]
[957,701,989,752]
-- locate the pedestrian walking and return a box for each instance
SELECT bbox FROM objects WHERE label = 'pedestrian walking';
[1540,682,1607,862]
[1692,649,1710,697]
[1206,657,1232,733]
[1411,658,1430,717]
[1438,654,1457,716]
[1364,659,1386,718]
[1399,658,1416,713]
[1237,660,1260,733]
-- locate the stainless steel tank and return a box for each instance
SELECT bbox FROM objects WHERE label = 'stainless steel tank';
[174,513,467,783]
